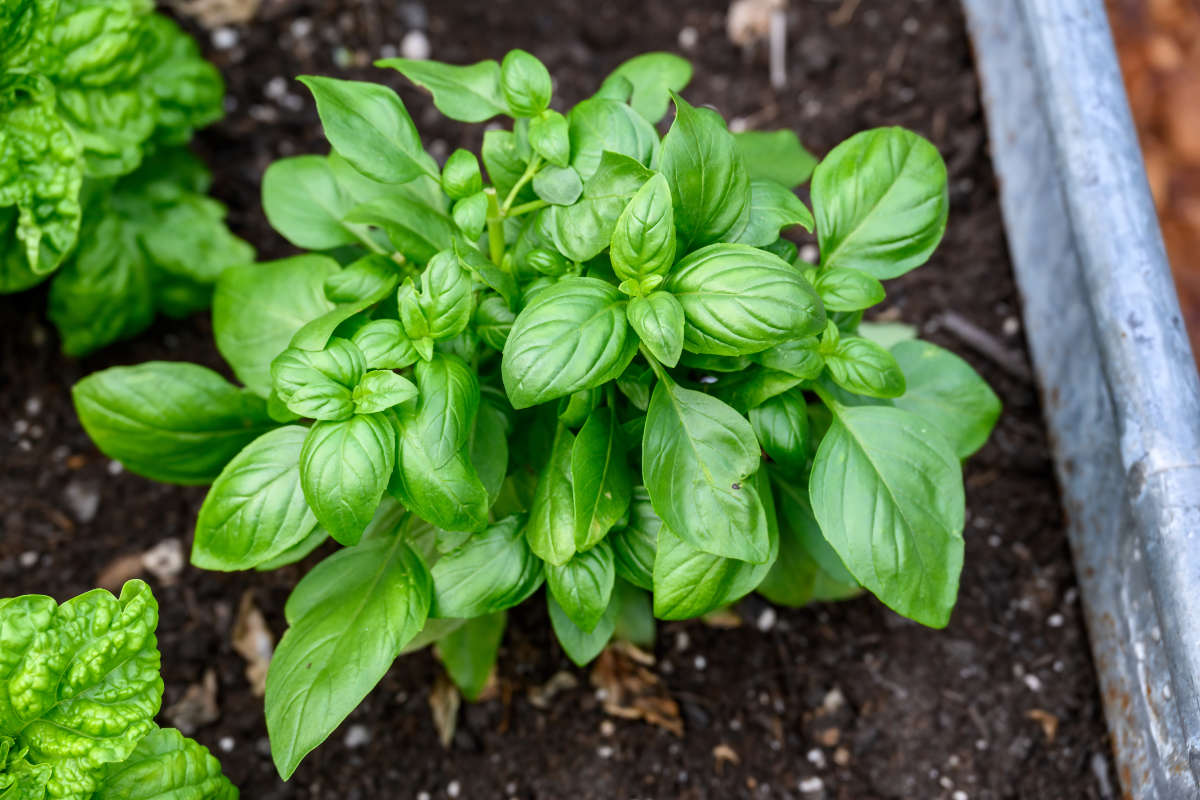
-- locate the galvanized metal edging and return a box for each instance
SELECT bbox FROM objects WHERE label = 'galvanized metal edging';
[962,0,1200,796]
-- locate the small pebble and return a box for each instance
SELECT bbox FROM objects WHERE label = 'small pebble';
[63,479,100,523]
[401,30,431,61]
[679,26,699,49]
[806,748,825,768]
[107,460,123,476]
[953,792,969,800]
[822,687,845,712]
[694,655,707,671]
[940,775,954,789]
[798,776,823,793]
[600,720,615,736]
[597,745,614,759]
[264,76,288,99]
[19,552,38,568]
[417,793,431,800]
[143,539,185,583]
[1023,674,1043,692]
[24,396,41,416]
[212,27,238,50]
[1003,316,1021,336]
[675,631,690,652]
[902,17,920,34]
[379,43,398,59]
[290,18,312,38]
[218,736,234,753]
[832,746,851,766]
[344,724,371,748]
[447,780,461,798]
[799,244,820,264]
[756,607,777,632]
[1047,613,1064,628]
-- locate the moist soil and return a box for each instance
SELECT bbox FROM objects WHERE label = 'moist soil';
[0,1,1117,798]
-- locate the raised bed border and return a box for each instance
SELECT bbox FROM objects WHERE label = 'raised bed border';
[963,0,1200,796]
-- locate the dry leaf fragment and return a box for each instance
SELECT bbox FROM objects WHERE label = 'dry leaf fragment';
[430,672,461,749]
[232,590,274,697]
[1026,708,1059,743]
[527,671,579,709]
[95,553,146,593]
[590,645,683,736]
[164,668,220,735]
[167,0,261,27]
[713,743,741,774]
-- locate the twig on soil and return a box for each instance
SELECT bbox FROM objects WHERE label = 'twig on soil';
[935,311,1034,383]
[828,0,862,27]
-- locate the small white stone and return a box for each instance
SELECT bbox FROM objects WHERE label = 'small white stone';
[380,44,398,59]
[756,607,777,632]
[953,791,969,800]
[447,781,461,798]
[1023,673,1043,692]
[344,724,371,748]
[24,396,41,416]
[218,736,235,752]
[13,419,27,435]
[290,18,312,38]
[212,27,238,50]
[1047,613,1064,628]
[822,687,845,712]
[799,244,819,264]
[806,748,825,767]
[597,745,614,759]
[939,775,954,789]
[901,17,920,34]
[1002,316,1021,336]
[265,76,288,99]
[798,776,823,793]
[142,538,185,582]
[107,459,124,476]
[975,738,988,751]
[417,793,431,800]
[19,552,38,568]
[678,26,699,49]
[674,631,690,652]
[401,30,431,61]
[694,655,707,671]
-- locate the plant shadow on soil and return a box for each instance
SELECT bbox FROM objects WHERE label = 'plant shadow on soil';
[0,1,1116,798]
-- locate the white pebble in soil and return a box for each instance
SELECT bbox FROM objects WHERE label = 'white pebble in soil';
[63,480,100,523]
[401,30,431,61]
[756,606,777,632]
[693,655,707,671]
[679,26,699,49]
[799,243,820,264]
[212,27,238,50]
[798,776,823,794]
[446,780,461,798]
[19,552,38,569]
[344,724,371,748]
[219,737,235,753]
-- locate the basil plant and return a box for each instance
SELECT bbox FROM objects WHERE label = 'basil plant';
[0,0,252,355]
[0,580,237,799]
[72,50,1000,779]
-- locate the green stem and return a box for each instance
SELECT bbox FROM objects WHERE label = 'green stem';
[347,223,387,255]
[484,188,505,266]
[501,155,543,214]
[507,199,549,217]
[640,345,670,384]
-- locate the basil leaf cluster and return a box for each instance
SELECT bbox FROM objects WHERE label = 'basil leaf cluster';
[0,0,253,355]
[71,50,1001,780]
[0,580,237,799]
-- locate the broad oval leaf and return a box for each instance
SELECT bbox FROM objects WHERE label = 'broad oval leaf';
[666,243,825,356]
[642,378,770,563]
[734,179,814,247]
[603,52,693,124]
[748,390,810,477]
[500,49,552,117]
[627,291,685,368]
[501,277,638,409]
[547,590,616,667]
[545,541,616,632]
[430,516,543,619]
[610,173,676,283]
[265,536,431,779]
[572,405,632,550]
[378,57,507,122]
[436,612,508,702]
[809,404,964,627]
[91,726,237,800]
[525,423,577,565]
[193,426,320,571]
[550,152,654,262]
[609,487,659,590]
[529,110,570,167]
[344,195,456,265]
[566,98,658,181]
[812,127,949,279]
[825,336,906,399]
[812,267,886,312]
[733,129,817,189]
[73,362,274,485]
[299,413,396,546]
[262,155,358,250]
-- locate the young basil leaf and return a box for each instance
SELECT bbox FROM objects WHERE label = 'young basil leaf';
[551,151,655,261]
[193,426,320,571]
[571,405,632,550]
[73,362,274,485]
[812,267,886,312]
[890,339,1001,459]
[660,92,751,249]
[809,404,963,627]
[858,319,918,349]
[442,148,483,199]
[627,291,684,368]
[344,195,456,264]
[824,336,907,399]
[378,57,507,122]
[748,390,810,477]
[299,412,396,546]
[436,611,507,702]
[733,129,818,189]
[529,108,569,166]
[475,295,515,351]
[213,255,340,397]
[297,75,436,184]
[471,395,510,504]
[545,540,616,632]
[547,589,617,667]
[455,240,518,309]
[430,516,543,618]
[812,127,948,278]
[481,129,529,200]
[0,580,160,798]
[452,191,488,239]
[526,422,577,565]
[609,487,659,590]
[612,579,656,648]
[734,179,814,247]
[566,98,658,181]
[642,377,770,563]
[501,277,637,409]
[351,318,419,369]
[271,338,365,420]
[91,726,237,800]
[532,164,583,206]
[725,368,805,415]
[266,535,431,779]
[610,172,676,283]
[773,474,857,584]
[353,370,418,414]
[323,253,400,303]
[255,526,330,572]
[419,249,474,341]
[499,49,552,117]
[755,337,824,380]
[603,52,693,124]
[666,243,824,356]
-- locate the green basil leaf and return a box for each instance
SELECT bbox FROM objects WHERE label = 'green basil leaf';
[529,109,570,166]
[213,255,340,397]
[73,362,274,485]
[91,726,237,800]
[261,155,362,250]
[378,57,507,122]
[609,487,659,590]
[419,249,474,340]
[454,240,518,310]
[193,426,320,571]
[471,395,510,504]
[642,377,770,562]
[430,515,543,619]
[532,164,582,206]
[475,295,515,351]
[812,127,948,279]
[611,579,656,648]
[749,390,809,477]
[298,75,436,184]
[725,368,804,414]
[773,475,857,584]
[610,172,676,283]
[452,191,488,239]
[890,339,1001,459]
[500,49,552,117]
[323,253,400,303]
[571,405,632,550]
[442,149,483,199]
[436,611,507,702]
[266,535,430,779]
[755,337,824,380]
[547,589,616,667]
[526,423,577,565]
[660,92,750,249]
[809,404,963,627]
[481,129,529,200]
[550,151,655,261]
[502,277,637,409]
[858,320,918,349]
[812,267,886,312]
[254,526,330,572]
[734,179,814,247]
[604,52,693,123]
[353,370,418,414]
[566,98,658,180]
[545,540,616,632]
[733,129,817,188]
[300,413,396,545]
[0,580,160,798]
[271,339,365,420]
[627,291,684,368]
[825,336,906,399]
[351,318,419,369]
[344,196,456,264]
[666,243,824,356]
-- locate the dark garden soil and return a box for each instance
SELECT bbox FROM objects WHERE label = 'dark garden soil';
[0,1,1118,798]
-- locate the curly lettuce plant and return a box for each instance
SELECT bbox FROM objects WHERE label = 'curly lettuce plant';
[0,0,252,355]
[0,580,236,799]
[72,50,1000,778]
